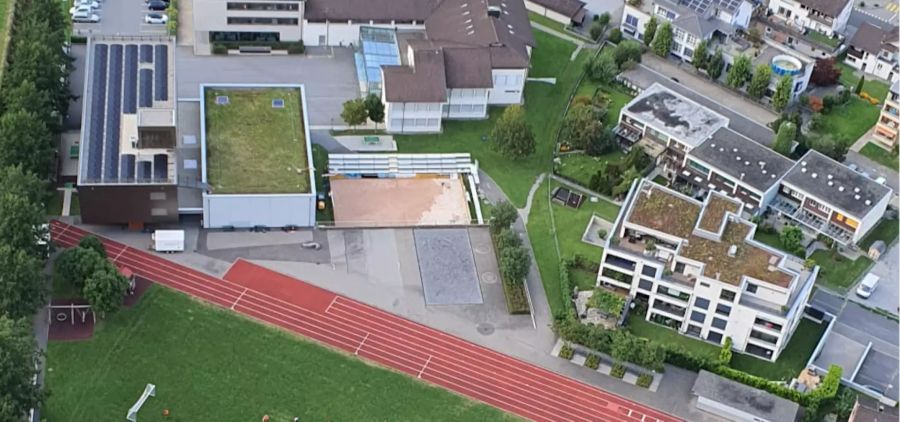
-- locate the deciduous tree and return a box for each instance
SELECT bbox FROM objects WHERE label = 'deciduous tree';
[613,40,643,69]
[363,94,385,128]
[810,57,841,86]
[490,105,535,159]
[0,315,44,421]
[499,246,530,282]
[490,201,519,235]
[726,55,752,89]
[53,247,105,291]
[561,104,605,152]
[0,245,45,319]
[79,235,107,259]
[748,63,772,99]
[780,225,805,256]
[83,267,129,316]
[584,50,618,84]
[650,22,672,57]
[772,75,793,111]
[340,98,368,128]
[0,110,55,179]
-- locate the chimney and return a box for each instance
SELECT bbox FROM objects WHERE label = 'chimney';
[759,161,766,169]
[487,5,501,18]
[727,245,738,257]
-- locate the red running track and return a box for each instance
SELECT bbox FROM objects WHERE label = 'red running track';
[51,221,682,422]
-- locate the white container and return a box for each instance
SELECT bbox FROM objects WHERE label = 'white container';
[151,230,184,253]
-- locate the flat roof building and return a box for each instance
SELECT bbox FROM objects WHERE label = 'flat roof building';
[692,370,801,422]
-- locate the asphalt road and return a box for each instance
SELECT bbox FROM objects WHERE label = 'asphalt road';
[852,241,899,314]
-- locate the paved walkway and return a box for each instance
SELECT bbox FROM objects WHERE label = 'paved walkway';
[52,221,683,422]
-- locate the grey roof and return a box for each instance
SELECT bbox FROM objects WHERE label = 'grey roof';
[690,127,795,193]
[528,0,586,19]
[382,48,448,102]
[304,0,442,22]
[692,370,800,422]
[624,83,729,148]
[783,150,893,218]
[795,0,850,18]
[849,22,892,55]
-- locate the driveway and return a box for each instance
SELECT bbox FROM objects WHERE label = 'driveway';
[174,47,359,125]
[852,241,899,315]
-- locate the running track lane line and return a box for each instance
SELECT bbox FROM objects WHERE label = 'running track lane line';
[50,221,683,422]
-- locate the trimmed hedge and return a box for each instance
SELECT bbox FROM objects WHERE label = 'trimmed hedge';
[636,373,653,388]
[559,344,574,360]
[610,363,625,378]
[585,354,600,370]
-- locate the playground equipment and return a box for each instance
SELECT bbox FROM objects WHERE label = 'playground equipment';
[126,383,156,421]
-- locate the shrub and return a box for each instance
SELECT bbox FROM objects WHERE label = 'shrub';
[588,289,626,317]
[610,362,626,378]
[211,44,228,55]
[559,344,575,360]
[70,35,88,44]
[585,354,600,369]
[718,337,733,366]
[597,229,607,240]
[636,373,653,388]
[608,28,623,44]
[713,366,805,405]
[662,344,715,371]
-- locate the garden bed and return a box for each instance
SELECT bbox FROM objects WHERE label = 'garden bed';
[551,339,660,391]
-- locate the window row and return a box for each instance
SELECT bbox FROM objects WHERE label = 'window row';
[227,17,299,25]
[226,2,299,11]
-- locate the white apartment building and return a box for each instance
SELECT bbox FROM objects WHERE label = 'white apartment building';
[598,179,818,361]
[872,82,900,150]
[620,0,753,61]
[765,0,853,38]
[844,22,899,83]
[769,150,893,245]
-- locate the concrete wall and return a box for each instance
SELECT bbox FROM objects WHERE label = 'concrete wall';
[695,396,770,422]
[488,68,528,105]
[79,184,179,225]
[203,193,315,228]
[385,102,444,133]
[524,1,571,24]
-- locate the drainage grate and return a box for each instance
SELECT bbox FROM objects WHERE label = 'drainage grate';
[215,95,229,105]
[272,99,285,108]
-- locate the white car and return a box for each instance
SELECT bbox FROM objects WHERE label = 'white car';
[72,11,100,22]
[144,13,168,24]
[75,0,100,9]
[69,4,93,15]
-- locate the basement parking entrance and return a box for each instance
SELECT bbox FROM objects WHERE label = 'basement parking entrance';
[414,228,483,306]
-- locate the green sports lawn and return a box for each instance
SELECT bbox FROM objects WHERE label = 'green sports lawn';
[204,87,310,194]
[45,286,515,421]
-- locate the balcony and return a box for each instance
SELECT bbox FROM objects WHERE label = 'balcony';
[754,317,784,333]
[652,299,686,318]
[662,271,697,289]
[769,194,800,217]
[740,294,788,318]
[749,329,781,345]
[794,208,827,232]
[604,254,637,272]
[744,342,776,361]
[614,236,671,264]
[823,222,854,244]
[614,123,641,146]
[655,285,691,304]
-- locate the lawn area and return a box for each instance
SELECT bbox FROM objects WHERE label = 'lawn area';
[45,286,514,421]
[204,87,310,194]
[46,190,80,216]
[860,217,899,250]
[570,267,599,291]
[809,249,873,292]
[837,62,890,101]
[556,150,624,187]
[625,311,721,360]
[807,30,840,49]
[528,11,566,33]
[396,31,586,207]
[527,179,620,314]
[572,81,634,126]
[860,142,899,171]
[730,319,827,381]
[813,96,882,144]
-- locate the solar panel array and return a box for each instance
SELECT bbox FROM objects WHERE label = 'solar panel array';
[139,44,153,63]
[124,45,138,114]
[139,69,153,108]
[103,44,123,182]
[154,44,168,101]
[120,154,136,182]
[86,44,108,181]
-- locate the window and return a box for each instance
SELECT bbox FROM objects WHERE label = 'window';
[706,331,723,344]
[642,266,658,277]
[711,317,728,330]
[639,278,654,292]
[700,282,711,288]
[690,311,706,323]
[390,119,402,128]
[694,297,710,310]
[625,14,639,27]
[183,159,198,170]
[151,208,168,216]
[227,17,299,25]
[686,325,702,337]
[688,160,710,175]
[715,303,731,316]
[226,2,299,11]
[746,283,758,294]
[720,289,735,302]
[149,192,167,201]
[683,47,694,58]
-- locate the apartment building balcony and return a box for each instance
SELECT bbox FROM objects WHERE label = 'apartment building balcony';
[744,342,776,360]
[754,317,785,335]
[808,11,834,27]
[661,271,697,289]
[614,237,672,265]
[655,285,691,306]
[824,221,854,244]
[614,123,641,148]
[749,329,781,346]
[651,299,687,318]
[769,194,800,217]
[603,253,637,272]
[739,293,788,318]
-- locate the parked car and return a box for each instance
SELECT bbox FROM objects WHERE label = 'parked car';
[69,4,93,15]
[144,13,168,24]
[856,273,880,299]
[72,11,100,22]
[75,0,100,9]
[147,0,167,10]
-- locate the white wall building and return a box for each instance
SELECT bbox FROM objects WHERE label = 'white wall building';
[844,22,900,83]
[598,179,818,361]
[766,0,853,37]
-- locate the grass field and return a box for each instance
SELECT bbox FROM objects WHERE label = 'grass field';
[528,11,566,33]
[813,96,882,144]
[204,87,310,194]
[860,142,899,171]
[809,249,872,292]
[838,62,890,101]
[556,151,625,187]
[46,191,80,216]
[730,319,827,381]
[860,217,899,250]
[807,30,840,49]
[625,312,721,359]
[572,82,634,128]
[45,286,514,421]
[527,179,620,315]
[396,31,586,207]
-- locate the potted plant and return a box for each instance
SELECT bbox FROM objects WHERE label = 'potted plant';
[644,239,657,257]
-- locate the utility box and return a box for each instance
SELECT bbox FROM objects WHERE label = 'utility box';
[151,230,184,253]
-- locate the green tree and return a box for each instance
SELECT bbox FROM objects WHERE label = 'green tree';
[650,22,673,57]
[855,75,865,94]
[691,39,709,71]
[0,245,46,319]
[340,98,368,128]
[496,229,522,250]
[612,166,641,197]
[643,17,658,47]
[53,247,105,291]
[0,191,47,259]
[726,55,752,88]
[363,94,385,128]
[0,165,49,211]
[0,315,44,421]
[613,40,643,69]
[772,75,794,111]
[83,267,129,316]
[780,225,805,256]
[1,81,58,132]
[490,201,519,235]
[748,64,772,98]
[773,121,796,157]
[561,104,605,152]
[79,235,107,259]
[707,49,725,80]
[805,133,849,161]
[490,105,535,159]
[610,331,635,363]
[589,21,606,41]
[584,50,618,84]
[0,110,55,179]
[499,246,530,282]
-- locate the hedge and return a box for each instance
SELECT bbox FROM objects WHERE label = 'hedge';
[585,354,600,369]
[718,337,733,366]
[559,344,574,360]
[636,373,653,388]
[211,41,305,55]
[610,363,625,378]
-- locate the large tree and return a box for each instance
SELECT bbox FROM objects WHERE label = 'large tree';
[0,165,49,210]
[780,225,805,256]
[490,201,519,235]
[79,235,107,259]
[810,57,842,86]
[561,104,607,153]
[707,49,725,80]
[691,39,708,71]
[0,191,47,260]
[643,17,658,47]
[747,63,772,99]
[725,55,752,89]
[613,40,643,69]
[0,110,55,179]
[650,22,673,57]
[490,105,534,159]
[772,75,793,111]
[0,245,46,319]
[83,267,129,316]
[499,246,530,283]
[53,247,106,291]
[1,81,58,132]
[584,50,618,84]
[340,98,368,128]
[0,316,44,421]
[773,121,796,157]
[363,94,385,128]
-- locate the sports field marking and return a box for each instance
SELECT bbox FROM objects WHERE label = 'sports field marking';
[418,355,432,379]
[325,296,337,313]
[231,288,248,310]
[113,246,128,262]
[354,333,370,355]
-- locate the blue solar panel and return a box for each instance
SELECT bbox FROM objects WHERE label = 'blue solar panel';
[139,44,153,63]
[153,154,167,181]
[120,154,135,182]
[123,44,138,114]
[137,161,152,182]
[154,44,168,101]
[87,44,108,182]
[103,44,123,182]
[139,69,152,108]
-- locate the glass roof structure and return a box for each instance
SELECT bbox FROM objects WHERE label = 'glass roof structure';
[356,26,401,96]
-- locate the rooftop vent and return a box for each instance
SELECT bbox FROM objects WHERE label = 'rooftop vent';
[801,161,807,166]
[727,245,738,257]
[759,161,766,168]
[711,143,716,148]
[272,99,284,109]
[215,95,229,105]
[827,174,833,180]
[771,174,776,179]
[839,186,845,192]
[854,194,861,200]
[744,161,750,166]
[733,148,738,152]
[762,169,767,174]
[801,167,808,173]
[865,200,872,205]
[854,187,860,193]
[828,181,834,186]
[811,173,817,178]
[740,172,746,180]
[719,147,725,152]
[736,156,742,161]
[460,2,467,7]
[487,5,501,17]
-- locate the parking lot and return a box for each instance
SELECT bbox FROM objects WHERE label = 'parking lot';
[72,0,168,36]
[852,242,899,314]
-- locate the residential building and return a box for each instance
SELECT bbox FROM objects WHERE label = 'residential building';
[691,370,801,422]
[848,396,900,421]
[873,81,900,150]
[765,0,853,38]
[620,0,753,61]
[598,179,817,361]
[769,150,893,245]
[77,36,178,226]
[524,0,586,26]
[844,22,899,84]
